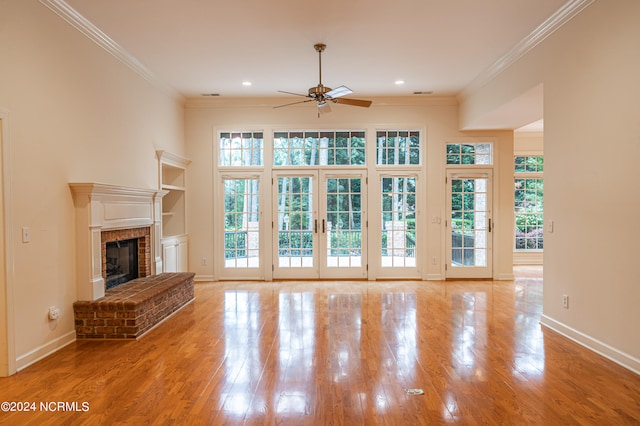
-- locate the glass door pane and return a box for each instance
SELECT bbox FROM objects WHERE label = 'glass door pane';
[321,172,367,279]
[381,176,417,268]
[446,170,492,278]
[223,178,260,269]
[273,173,319,278]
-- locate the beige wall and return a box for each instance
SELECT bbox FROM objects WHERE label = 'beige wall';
[514,132,543,155]
[461,0,640,371]
[0,1,185,373]
[184,97,514,282]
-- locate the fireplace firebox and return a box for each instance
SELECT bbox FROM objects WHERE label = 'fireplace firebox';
[105,238,139,289]
[101,226,151,291]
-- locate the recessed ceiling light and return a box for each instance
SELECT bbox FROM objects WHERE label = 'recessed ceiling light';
[394,80,405,85]
[242,81,252,86]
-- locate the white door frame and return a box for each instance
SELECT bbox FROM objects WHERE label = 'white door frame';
[318,170,368,279]
[216,172,267,280]
[369,172,422,279]
[0,111,16,376]
[445,168,493,279]
[271,169,369,280]
[272,170,320,279]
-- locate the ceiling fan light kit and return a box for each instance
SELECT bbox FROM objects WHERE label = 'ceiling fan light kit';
[276,43,372,115]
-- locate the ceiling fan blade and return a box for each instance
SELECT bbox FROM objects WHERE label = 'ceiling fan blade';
[277,90,310,98]
[335,98,372,108]
[274,99,315,109]
[326,85,353,99]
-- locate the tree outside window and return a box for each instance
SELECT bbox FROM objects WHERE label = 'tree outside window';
[514,156,544,250]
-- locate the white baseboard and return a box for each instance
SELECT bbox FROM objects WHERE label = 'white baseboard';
[513,251,543,265]
[495,273,515,280]
[16,331,76,372]
[194,275,215,282]
[425,273,445,280]
[540,314,640,375]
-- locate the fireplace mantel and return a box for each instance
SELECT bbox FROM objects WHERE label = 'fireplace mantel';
[70,183,166,300]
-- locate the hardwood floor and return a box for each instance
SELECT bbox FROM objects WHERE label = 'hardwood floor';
[1,267,639,424]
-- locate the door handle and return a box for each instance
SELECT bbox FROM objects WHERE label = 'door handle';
[314,219,318,234]
[488,218,493,232]
[322,219,326,233]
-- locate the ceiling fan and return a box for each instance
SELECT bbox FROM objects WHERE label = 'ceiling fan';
[275,43,372,115]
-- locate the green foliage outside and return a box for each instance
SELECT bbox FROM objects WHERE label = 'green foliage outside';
[278,231,313,256]
[376,131,420,165]
[380,176,416,254]
[450,178,477,235]
[514,176,544,249]
[514,156,544,173]
[273,131,366,166]
[223,131,423,260]
[446,143,492,165]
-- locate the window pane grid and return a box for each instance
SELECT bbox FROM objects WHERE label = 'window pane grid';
[514,156,544,173]
[224,179,260,268]
[446,143,493,165]
[219,132,264,166]
[514,177,544,250]
[376,130,420,165]
[326,178,362,268]
[273,130,365,166]
[381,176,417,267]
[278,177,314,268]
[451,178,488,267]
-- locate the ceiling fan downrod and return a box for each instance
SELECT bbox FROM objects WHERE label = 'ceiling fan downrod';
[310,43,330,100]
[314,43,326,85]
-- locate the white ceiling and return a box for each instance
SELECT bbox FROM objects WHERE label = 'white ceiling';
[62,0,568,128]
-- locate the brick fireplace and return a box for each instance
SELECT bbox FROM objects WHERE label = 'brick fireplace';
[70,183,165,301]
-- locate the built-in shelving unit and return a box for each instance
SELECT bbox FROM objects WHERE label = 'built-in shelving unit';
[157,150,191,272]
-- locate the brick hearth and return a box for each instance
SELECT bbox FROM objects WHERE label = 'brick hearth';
[73,272,195,339]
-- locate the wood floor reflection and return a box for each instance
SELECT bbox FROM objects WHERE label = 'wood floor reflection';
[2,266,639,424]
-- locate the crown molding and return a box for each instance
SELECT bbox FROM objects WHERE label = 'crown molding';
[39,0,182,100]
[460,0,595,99]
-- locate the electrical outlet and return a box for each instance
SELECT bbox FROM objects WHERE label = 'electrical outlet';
[49,306,61,320]
[431,257,437,265]
[201,257,207,266]
[562,294,569,309]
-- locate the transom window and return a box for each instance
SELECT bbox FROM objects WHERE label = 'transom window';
[514,156,544,251]
[446,143,492,165]
[219,132,264,167]
[515,156,544,173]
[273,130,365,166]
[376,130,420,165]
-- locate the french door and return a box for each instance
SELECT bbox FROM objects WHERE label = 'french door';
[446,169,493,278]
[272,170,367,279]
